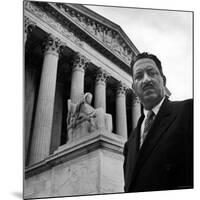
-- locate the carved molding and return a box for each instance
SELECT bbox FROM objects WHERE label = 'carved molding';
[54,3,134,64]
[25,131,125,178]
[25,1,137,73]
[25,1,83,48]
[25,16,36,34]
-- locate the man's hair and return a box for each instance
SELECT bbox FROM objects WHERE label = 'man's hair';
[131,52,166,85]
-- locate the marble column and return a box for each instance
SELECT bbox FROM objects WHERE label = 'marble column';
[70,53,89,103]
[132,93,141,130]
[29,34,62,165]
[25,67,37,164]
[116,82,128,140]
[50,82,64,154]
[24,16,36,45]
[94,68,108,111]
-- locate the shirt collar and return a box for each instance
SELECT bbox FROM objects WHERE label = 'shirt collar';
[143,97,165,117]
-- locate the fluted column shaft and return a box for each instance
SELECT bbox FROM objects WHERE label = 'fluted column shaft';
[25,68,37,164]
[94,69,108,111]
[116,82,128,140]
[29,35,62,165]
[132,94,141,130]
[70,53,89,103]
[50,82,64,154]
[24,16,36,164]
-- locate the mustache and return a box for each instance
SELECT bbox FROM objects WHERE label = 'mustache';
[142,82,154,90]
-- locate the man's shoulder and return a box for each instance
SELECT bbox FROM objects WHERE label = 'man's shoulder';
[169,98,193,108]
[166,98,193,117]
[170,98,193,103]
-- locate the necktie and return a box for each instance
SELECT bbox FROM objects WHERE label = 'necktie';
[140,110,155,148]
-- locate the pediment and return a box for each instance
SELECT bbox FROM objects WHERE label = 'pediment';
[29,1,139,74]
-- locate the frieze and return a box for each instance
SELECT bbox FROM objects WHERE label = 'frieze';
[53,3,134,65]
[25,1,83,48]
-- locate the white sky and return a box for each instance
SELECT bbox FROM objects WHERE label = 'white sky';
[86,5,193,101]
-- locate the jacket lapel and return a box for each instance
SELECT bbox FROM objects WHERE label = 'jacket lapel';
[129,98,176,187]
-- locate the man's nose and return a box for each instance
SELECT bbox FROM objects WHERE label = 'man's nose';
[142,73,151,83]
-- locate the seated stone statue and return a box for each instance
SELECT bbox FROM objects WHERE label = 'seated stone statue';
[67,93,112,142]
[75,93,96,125]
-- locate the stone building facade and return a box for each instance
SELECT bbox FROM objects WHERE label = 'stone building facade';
[24,1,169,199]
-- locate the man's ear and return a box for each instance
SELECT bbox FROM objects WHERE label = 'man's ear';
[163,75,166,86]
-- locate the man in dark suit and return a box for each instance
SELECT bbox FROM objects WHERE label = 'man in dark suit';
[123,52,193,192]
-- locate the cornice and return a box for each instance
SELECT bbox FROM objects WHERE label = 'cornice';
[25,1,139,75]
[25,15,36,34]
[24,1,84,48]
[52,2,139,65]
[25,131,126,178]
[67,4,140,54]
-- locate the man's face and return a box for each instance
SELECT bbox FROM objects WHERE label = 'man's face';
[132,58,165,109]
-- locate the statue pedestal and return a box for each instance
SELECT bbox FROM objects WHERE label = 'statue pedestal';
[24,131,126,199]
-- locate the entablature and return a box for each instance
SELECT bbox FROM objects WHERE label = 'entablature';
[27,1,139,75]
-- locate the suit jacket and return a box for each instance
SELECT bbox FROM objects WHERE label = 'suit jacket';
[123,98,193,192]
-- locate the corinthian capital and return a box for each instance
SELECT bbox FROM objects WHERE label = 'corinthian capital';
[132,91,140,104]
[116,81,128,95]
[43,34,62,55]
[96,68,109,83]
[72,53,90,71]
[25,16,36,34]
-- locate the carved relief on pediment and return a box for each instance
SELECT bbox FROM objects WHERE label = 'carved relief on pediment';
[25,2,83,47]
[25,2,134,65]
[55,3,134,64]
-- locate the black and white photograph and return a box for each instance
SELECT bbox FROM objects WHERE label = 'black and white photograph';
[1,0,199,200]
[23,0,193,199]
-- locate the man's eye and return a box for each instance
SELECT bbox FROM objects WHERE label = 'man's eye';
[135,74,143,80]
[148,71,157,77]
